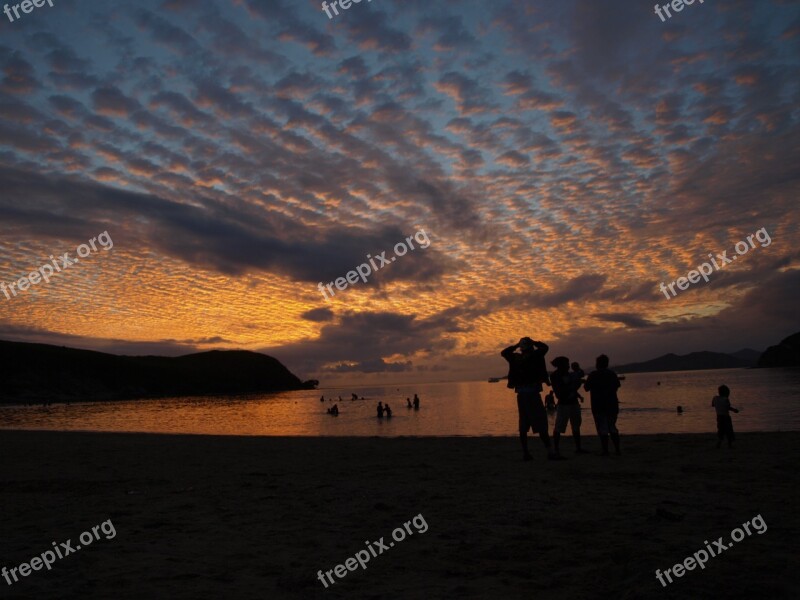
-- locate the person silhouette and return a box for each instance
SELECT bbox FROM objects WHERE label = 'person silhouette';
[413,394,420,410]
[320,395,325,402]
[385,404,392,418]
[406,397,412,408]
[551,356,588,455]
[377,402,384,418]
[584,354,622,456]
[712,384,739,448]
[501,337,559,461]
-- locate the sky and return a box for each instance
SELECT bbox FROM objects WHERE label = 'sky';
[0,0,799,386]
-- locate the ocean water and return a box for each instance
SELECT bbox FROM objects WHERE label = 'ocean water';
[0,368,798,437]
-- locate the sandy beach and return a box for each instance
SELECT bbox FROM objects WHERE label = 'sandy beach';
[1,431,798,599]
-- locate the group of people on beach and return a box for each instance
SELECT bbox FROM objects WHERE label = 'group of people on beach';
[502,336,740,461]
[502,337,620,461]
[321,338,741,448]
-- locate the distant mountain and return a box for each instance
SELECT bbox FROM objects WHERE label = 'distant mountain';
[757,331,800,368]
[0,340,313,404]
[614,351,757,374]
[730,348,762,363]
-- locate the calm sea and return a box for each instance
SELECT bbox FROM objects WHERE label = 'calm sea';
[1,368,798,436]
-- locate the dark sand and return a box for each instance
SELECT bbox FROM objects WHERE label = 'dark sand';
[1,431,798,599]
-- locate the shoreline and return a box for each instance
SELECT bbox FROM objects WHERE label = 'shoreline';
[2,429,800,437]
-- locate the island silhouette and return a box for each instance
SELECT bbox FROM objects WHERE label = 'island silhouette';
[0,340,315,404]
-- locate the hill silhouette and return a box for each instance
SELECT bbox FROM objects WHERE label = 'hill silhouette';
[729,348,762,363]
[0,340,313,404]
[758,331,800,368]
[614,350,758,374]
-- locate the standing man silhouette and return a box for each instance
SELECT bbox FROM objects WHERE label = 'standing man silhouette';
[501,337,560,461]
[584,354,622,456]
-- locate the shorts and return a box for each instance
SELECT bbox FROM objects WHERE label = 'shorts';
[516,388,548,435]
[555,403,582,433]
[592,410,619,436]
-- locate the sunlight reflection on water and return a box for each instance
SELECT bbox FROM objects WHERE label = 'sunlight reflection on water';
[1,368,798,436]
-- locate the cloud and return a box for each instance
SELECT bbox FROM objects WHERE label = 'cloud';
[302,307,335,322]
[0,0,797,386]
[0,165,448,285]
[330,358,412,373]
[91,87,142,117]
[435,72,497,115]
[594,313,657,329]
